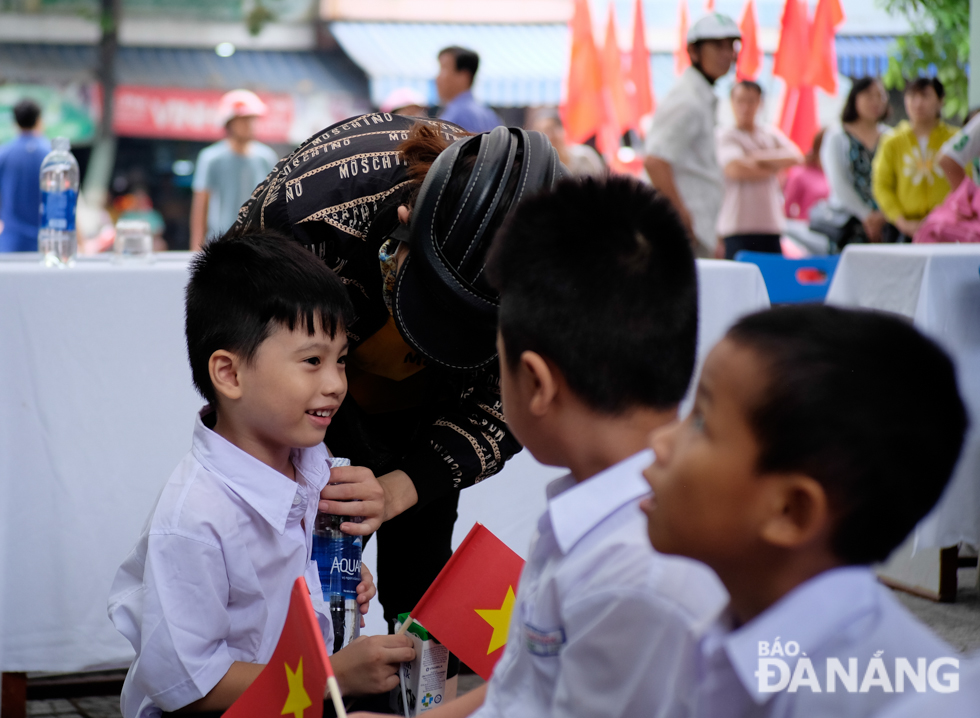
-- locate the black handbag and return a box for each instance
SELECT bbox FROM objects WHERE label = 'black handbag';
[808,201,863,250]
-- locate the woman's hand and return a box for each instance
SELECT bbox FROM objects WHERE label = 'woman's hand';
[356,563,376,627]
[319,465,386,534]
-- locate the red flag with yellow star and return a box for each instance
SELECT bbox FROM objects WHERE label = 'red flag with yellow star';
[410,523,525,681]
[223,577,328,718]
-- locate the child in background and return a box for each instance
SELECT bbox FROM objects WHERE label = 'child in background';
[358,176,728,718]
[642,305,967,718]
[108,232,414,718]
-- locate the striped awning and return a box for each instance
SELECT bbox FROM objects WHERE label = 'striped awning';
[835,36,896,79]
[330,22,567,108]
[0,43,367,96]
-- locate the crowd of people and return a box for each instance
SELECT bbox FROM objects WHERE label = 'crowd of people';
[1,18,977,718]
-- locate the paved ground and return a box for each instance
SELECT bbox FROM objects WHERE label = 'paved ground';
[23,569,978,717]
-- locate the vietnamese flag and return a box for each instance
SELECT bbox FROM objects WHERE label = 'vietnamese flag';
[224,577,331,718]
[628,0,655,128]
[804,0,845,94]
[409,523,525,680]
[562,0,604,144]
[674,0,690,75]
[736,0,763,81]
[772,0,809,90]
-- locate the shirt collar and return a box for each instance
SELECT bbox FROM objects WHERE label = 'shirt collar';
[190,407,331,535]
[708,566,880,705]
[681,66,717,102]
[546,449,654,555]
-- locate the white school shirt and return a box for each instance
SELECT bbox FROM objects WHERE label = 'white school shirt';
[108,409,335,718]
[645,67,725,253]
[474,450,728,718]
[693,566,957,718]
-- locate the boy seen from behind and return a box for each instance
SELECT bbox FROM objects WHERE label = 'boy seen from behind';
[380,176,728,718]
[109,233,414,718]
[642,305,967,718]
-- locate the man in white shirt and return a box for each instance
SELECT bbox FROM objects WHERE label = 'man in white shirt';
[190,90,279,249]
[645,14,740,257]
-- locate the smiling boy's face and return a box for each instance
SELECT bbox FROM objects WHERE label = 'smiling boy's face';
[234,318,349,452]
[640,338,780,571]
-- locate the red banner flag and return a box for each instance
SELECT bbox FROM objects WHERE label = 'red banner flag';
[409,524,525,681]
[224,577,330,718]
[674,0,691,75]
[736,0,763,81]
[562,0,604,144]
[628,0,655,128]
[772,0,810,89]
[602,5,632,136]
[805,0,845,94]
[779,85,819,154]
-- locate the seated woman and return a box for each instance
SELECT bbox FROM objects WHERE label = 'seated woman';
[872,77,957,242]
[820,78,890,245]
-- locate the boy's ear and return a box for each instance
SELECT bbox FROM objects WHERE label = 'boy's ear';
[209,350,244,402]
[759,474,831,550]
[520,350,559,418]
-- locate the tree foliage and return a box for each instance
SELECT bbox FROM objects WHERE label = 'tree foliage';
[880,0,970,120]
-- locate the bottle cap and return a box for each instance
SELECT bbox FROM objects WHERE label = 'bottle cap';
[52,137,71,152]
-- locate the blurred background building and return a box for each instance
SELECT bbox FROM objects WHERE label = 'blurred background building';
[0,0,908,248]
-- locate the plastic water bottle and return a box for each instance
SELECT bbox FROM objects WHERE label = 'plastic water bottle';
[311,457,362,653]
[38,137,80,267]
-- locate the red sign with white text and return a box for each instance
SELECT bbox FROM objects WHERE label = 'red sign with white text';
[110,85,294,143]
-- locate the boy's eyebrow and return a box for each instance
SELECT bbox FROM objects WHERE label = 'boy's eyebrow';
[295,338,350,354]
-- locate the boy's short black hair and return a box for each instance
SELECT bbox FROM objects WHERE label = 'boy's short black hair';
[728,305,967,565]
[185,230,354,407]
[488,176,698,414]
[905,76,945,100]
[13,99,41,129]
[438,46,480,80]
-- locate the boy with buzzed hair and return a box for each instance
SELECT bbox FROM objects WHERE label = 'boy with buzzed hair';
[367,176,728,718]
[109,231,414,718]
[642,304,967,718]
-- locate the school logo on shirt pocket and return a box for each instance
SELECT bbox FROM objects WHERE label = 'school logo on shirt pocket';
[523,622,566,657]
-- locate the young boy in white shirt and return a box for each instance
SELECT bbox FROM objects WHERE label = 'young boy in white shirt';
[108,233,414,718]
[642,305,968,718]
[361,177,728,718]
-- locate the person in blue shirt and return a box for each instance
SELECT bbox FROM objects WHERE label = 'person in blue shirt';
[436,46,502,134]
[0,99,51,252]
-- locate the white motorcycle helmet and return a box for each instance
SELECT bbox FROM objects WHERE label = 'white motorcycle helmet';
[687,13,741,44]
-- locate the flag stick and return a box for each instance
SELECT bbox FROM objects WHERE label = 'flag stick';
[326,676,347,718]
[395,616,415,636]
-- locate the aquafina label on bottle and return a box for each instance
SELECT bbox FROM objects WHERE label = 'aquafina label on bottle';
[311,457,362,652]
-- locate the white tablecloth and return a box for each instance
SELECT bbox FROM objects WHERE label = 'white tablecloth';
[0,255,769,671]
[826,244,980,550]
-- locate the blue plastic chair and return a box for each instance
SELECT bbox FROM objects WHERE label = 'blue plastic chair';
[734,251,841,304]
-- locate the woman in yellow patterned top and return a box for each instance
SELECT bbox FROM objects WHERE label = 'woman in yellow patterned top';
[872,77,956,241]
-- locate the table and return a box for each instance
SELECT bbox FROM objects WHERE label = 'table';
[826,244,980,599]
[0,257,203,673]
[0,256,769,671]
